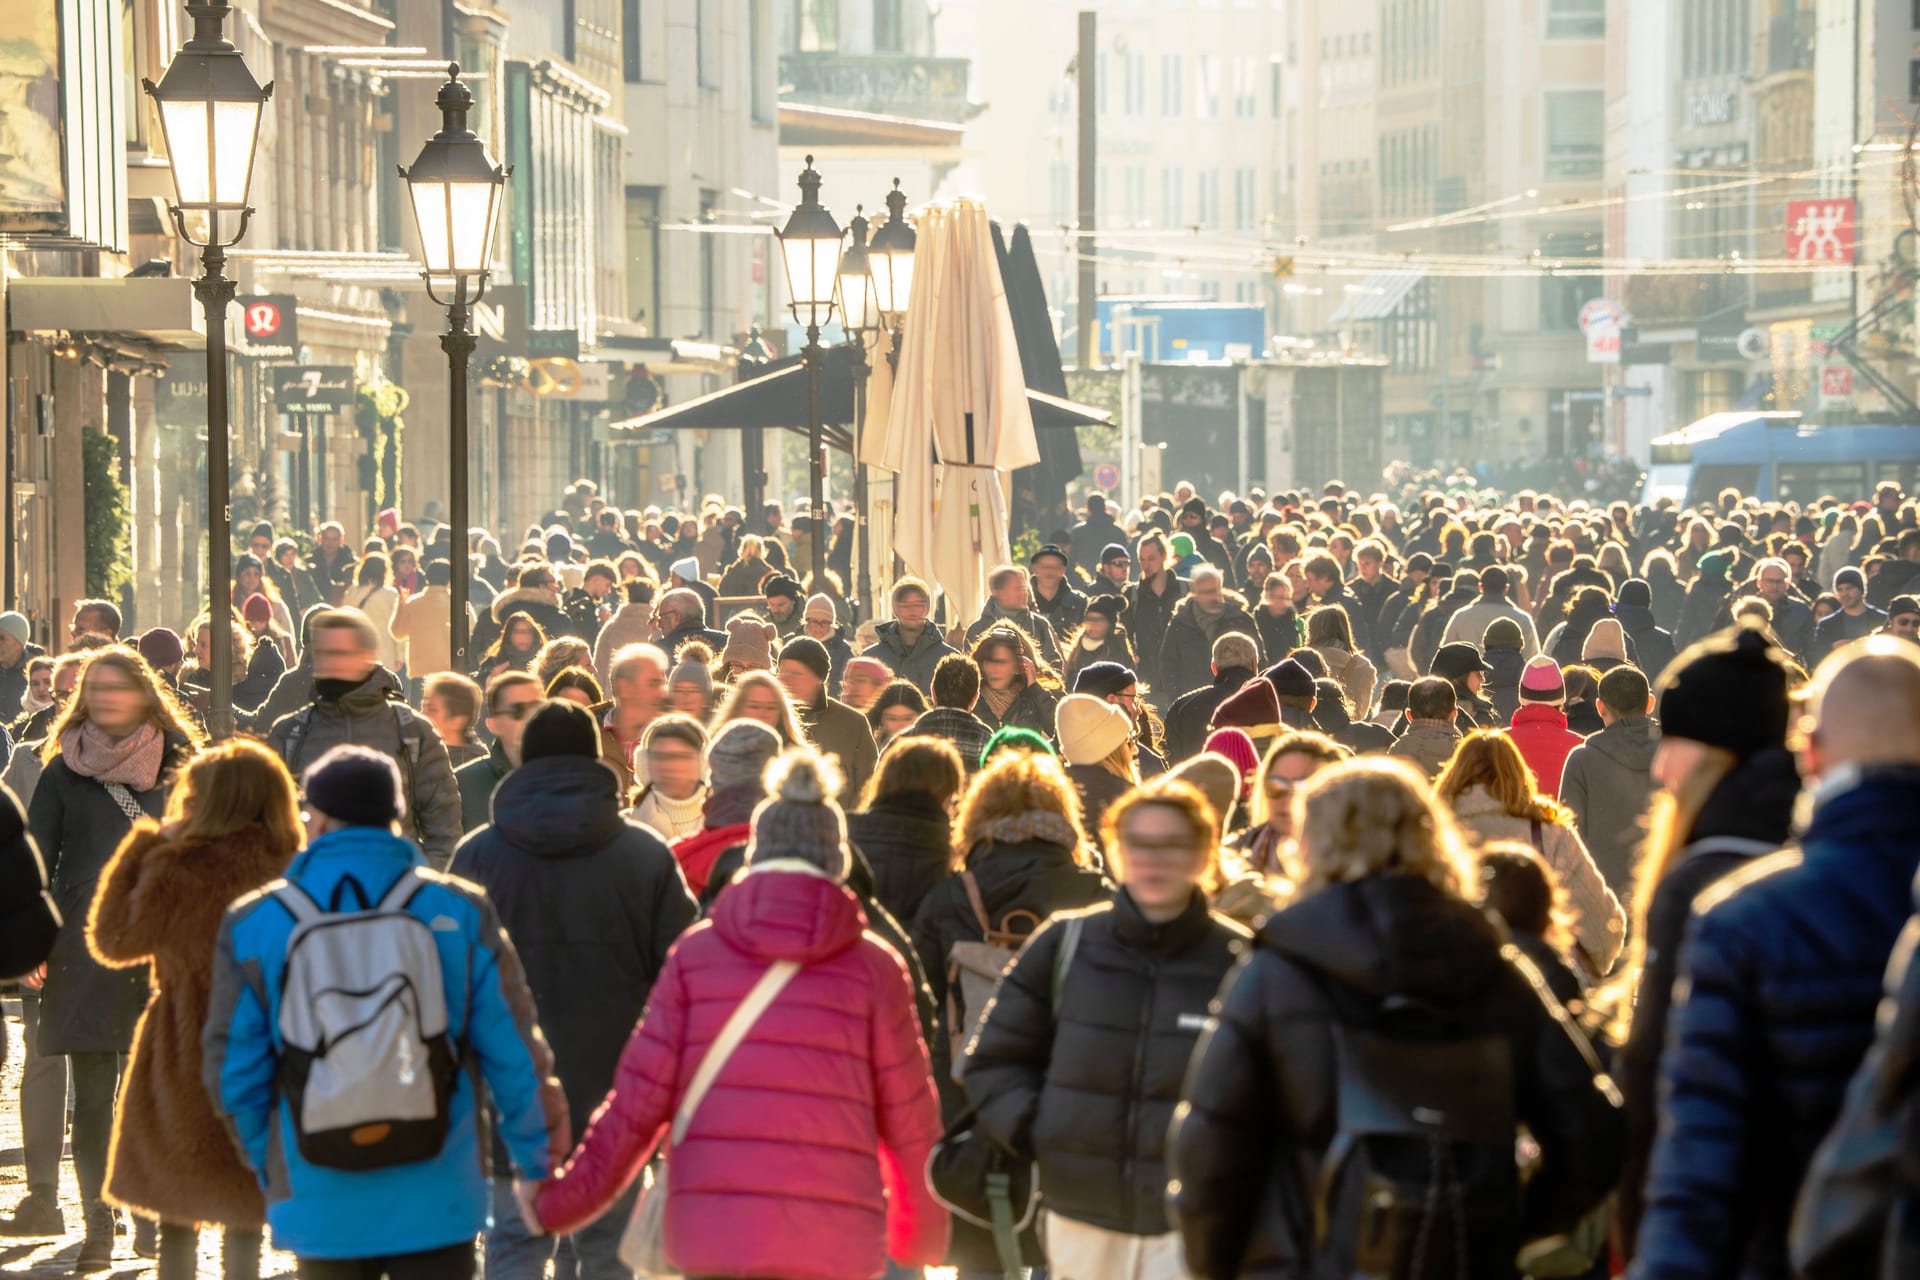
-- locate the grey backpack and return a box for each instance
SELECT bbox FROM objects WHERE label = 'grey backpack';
[272,868,459,1170]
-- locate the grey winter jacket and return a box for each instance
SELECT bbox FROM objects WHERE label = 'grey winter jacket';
[264,666,462,867]
[1560,713,1659,902]
[863,620,958,693]
[1387,717,1461,780]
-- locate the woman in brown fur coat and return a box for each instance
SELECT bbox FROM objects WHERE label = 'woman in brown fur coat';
[88,739,302,1280]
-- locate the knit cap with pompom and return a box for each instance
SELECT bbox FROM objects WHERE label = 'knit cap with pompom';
[745,748,850,882]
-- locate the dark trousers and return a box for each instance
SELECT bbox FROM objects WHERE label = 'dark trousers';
[15,991,67,1194]
[299,1241,475,1280]
[68,1050,124,1226]
[158,1223,264,1280]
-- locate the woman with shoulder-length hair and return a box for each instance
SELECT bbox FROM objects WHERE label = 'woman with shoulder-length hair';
[345,551,405,677]
[911,748,1111,1100]
[969,626,1062,740]
[1435,729,1624,980]
[1169,758,1625,1280]
[32,647,202,1270]
[710,668,804,747]
[847,736,963,927]
[1305,603,1377,719]
[865,679,929,748]
[87,739,302,1280]
[963,779,1249,1277]
[1061,596,1136,689]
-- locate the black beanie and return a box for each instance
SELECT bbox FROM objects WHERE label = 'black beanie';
[303,745,403,827]
[1656,626,1792,758]
[1071,660,1136,699]
[519,700,602,762]
[1617,578,1652,609]
[780,635,831,682]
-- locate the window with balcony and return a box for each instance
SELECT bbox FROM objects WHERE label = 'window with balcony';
[1546,0,1604,39]
[796,0,837,52]
[1544,90,1603,178]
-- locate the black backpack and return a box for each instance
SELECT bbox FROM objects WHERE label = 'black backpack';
[1313,1006,1518,1280]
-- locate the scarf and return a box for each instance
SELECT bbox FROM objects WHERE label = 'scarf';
[981,683,1019,721]
[61,720,164,790]
[977,811,1081,851]
[22,689,52,717]
[632,784,708,841]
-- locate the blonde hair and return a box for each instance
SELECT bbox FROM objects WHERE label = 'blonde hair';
[1097,738,1139,784]
[1103,779,1224,893]
[161,738,304,853]
[1293,757,1475,898]
[46,647,205,762]
[710,669,803,746]
[534,637,594,688]
[953,749,1090,868]
[1434,729,1568,825]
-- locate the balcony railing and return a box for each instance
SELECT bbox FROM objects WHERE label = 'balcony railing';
[779,53,976,122]
[1765,10,1815,75]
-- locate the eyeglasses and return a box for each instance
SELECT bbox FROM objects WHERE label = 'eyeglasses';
[497,700,541,721]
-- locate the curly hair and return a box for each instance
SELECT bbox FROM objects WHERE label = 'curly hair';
[952,747,1089,869]
[1293,757,1475,898]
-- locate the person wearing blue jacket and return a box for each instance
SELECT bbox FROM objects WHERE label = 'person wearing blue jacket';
[203,745,569,1278]
[1634,638,1920,1280]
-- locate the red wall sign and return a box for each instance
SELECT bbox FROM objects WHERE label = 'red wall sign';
[1785,199,1856,264]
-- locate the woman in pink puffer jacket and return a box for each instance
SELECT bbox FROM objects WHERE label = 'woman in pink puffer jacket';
[531,751,948,1280]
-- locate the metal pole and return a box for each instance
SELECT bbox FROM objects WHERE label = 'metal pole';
[851,337,872,620]
[196,239,237,740]
[1076,9,1098,370]
[806,326,826,577]
[445,281,476,672]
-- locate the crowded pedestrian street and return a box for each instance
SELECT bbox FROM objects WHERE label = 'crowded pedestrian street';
[9,3,1920,1280]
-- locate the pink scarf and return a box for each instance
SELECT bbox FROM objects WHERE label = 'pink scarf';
[60,721,165,790]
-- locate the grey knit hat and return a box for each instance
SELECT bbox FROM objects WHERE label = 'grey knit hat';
[707,719,782,791]
[669,652,714,699]
[745,748,849,882]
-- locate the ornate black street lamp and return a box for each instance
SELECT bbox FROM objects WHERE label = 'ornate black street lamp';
[776,156,842,579]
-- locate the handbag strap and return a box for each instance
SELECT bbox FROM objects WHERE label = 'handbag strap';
[669,959,799,1147]
[103,782,147,824]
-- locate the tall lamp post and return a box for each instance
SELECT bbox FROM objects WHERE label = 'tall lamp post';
[400,65,509,675]
[835,208,882,620]
[868,179,917,371]
[776,156,842,580]
[144,0,271,741]
[738,326,774,515]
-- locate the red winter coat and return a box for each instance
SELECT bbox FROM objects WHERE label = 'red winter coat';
[1505,703,1584,800]
[670,821,750,897]
[535,860,948,1280]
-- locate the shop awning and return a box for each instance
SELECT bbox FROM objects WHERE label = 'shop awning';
[8,277,206,347]
[610,341,1109,444]
[1328,270,1426,323]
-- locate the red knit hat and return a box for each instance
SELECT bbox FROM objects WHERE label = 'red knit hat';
[1203,728,1260,800]
[1209,678,1281,739]
[241,593,273,625]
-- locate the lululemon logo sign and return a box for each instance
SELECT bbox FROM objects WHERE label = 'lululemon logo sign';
[245,300,284,339]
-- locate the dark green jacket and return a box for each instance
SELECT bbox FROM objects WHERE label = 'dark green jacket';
[456,738,511,833]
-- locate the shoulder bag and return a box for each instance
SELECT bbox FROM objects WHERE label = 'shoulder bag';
[618,958,800,1278]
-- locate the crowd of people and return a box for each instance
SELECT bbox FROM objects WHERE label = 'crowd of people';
[2,472,1920,1280]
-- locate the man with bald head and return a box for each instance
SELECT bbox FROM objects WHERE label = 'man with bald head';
[1635,637,1920,1278]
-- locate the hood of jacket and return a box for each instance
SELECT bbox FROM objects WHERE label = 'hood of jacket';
[322,665,405,714]
[1510,703,1570,733]
[1259,875,1508,1014]
[1585,714,1658,772]
[489,754,626,857]
[1172,593,1252,630]
[1613,603,1661,636]
[491,585,563,623]
[1483,645,1525,689]
[1449,785,1515,823]
[708,861,867,963]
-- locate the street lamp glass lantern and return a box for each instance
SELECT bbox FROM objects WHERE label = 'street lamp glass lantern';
[836,206,881,336]
[778,156,843,331]
[868,178,916,322]
[400,66,509,284]
[144,3,271,213]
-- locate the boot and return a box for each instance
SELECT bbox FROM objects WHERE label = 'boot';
[73,1203,113,1274]
[133,1215,159,1258]
[0,1187,63,1236]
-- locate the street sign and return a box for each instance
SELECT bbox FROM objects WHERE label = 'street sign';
[240,294,298,359]
[1820,363,1855,408]
[1785,199,1857,264]
[1585,320,1621,364]
[1271,255,1295,278]
[527,327,581,360]
[272,365,355,416]
[1093,462,1119,491]
[1578,298,1624,334]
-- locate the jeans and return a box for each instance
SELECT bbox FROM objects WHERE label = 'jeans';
[15,991,67,1195]
[484,1177,637,1280]
[68,1051,125,1229]
[299,1241,475,1280]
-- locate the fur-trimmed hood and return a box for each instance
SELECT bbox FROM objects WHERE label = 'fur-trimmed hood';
[491,584,564,623]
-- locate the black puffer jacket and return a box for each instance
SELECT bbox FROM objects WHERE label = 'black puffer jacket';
[845,789,954,926]
[963,889,1247,1236]
[448,753,697,1129]
[912,835,1112,1105]
[1169,874,1625,1279]
[1614,746,1800,1260]
[1159,597,1262,704]
[1164,669,1251,763]
[0,789,56,1067]
[974,681,1060,741]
